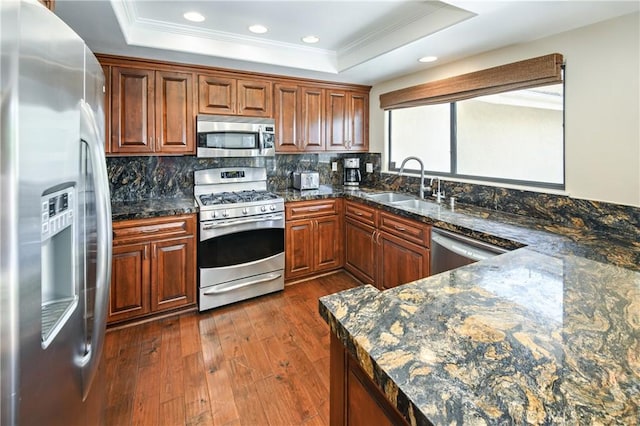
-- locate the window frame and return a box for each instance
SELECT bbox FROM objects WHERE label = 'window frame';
[387,78,566,190]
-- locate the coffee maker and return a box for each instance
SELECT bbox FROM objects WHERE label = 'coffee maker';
[343,158,361,187]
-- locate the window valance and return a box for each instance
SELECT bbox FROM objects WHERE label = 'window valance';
[379,53,564,110]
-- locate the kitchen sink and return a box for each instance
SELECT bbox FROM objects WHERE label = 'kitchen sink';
[391,199,434,211]
[364,192,415,203]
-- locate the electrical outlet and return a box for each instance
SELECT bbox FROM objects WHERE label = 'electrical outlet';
[366,163,373,173]
[331,161,338,172]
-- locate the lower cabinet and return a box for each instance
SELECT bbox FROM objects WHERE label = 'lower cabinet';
[330,334,409,426]
[108,214,197,324]
[344,200,430,290]
[285,199,343,281]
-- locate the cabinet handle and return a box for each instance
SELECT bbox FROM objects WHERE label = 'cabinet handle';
[307,207,321,212]
[141,227,160,233]
[394,225,406,231]
[153,245,157,259]
[354,211,363,216]
[143,246,148,259]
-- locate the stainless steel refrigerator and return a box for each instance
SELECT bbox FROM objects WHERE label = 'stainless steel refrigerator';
[1,0,112,424]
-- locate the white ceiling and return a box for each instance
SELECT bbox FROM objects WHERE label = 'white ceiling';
[54,1,640,86]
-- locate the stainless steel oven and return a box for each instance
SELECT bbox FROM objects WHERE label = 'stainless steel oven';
[194,167,284,311]
[196,114,275,157]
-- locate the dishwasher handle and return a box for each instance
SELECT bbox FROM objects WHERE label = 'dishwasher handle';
[431,230,507,262]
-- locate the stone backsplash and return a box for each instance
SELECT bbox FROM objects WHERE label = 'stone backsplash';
[107,153,638,239]
[379,173,640,241]
[106,152,382,201]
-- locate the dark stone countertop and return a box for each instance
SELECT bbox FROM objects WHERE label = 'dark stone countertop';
[111,197,197,221]
[277,186,639,425]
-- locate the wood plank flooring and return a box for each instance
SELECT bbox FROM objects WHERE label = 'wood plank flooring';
[103,272,360,426]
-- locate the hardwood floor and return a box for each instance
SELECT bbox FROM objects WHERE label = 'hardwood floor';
[103,272,360,426]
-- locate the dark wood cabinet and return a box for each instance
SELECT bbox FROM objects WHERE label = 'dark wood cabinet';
[198,74,272,117]
[109,243,150,322]
[110,66,155,154]
[108,215,197,325]
[274,83,325,152]
[344,218,376,285]
[326,90,369,152]
[101,64,111,154]
[155,71,194,153]
[110,66,194,155]
[285,199,343,281]
[378,232,429,290]
[330,334,409,426]
[344,201,430,289]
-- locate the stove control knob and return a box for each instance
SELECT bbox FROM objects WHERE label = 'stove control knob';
[269,204,276,211]
[260,205,267,212]
[211,211,218,219]
[242,208,249,215]
[222,210,229,218]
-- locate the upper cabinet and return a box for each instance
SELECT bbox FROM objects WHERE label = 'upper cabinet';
[110,66,194,155]
[198,74,272,117]
[274,83,325,152]
[275,84,368,153]
[326,89,369,152]
[99,54,370,156]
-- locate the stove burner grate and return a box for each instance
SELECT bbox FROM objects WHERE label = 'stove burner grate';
[198,190,279,206]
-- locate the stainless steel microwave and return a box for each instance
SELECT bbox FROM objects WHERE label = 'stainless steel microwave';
[196,114,276,158]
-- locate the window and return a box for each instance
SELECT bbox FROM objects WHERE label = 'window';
[387,83,564,189]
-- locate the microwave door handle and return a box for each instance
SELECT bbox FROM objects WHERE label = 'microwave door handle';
[76,100,112,401]
[258,129,265,156]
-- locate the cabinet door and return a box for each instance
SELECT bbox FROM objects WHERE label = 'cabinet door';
[344,217,376,284]
[108,243,150,323]
[111,67,155,153]
[285,219,314,280]
[315,215,343,272]
[378,232,429,290]
[198,74,236,115]
[301,87,325,151]
[155,71,194,154]
[237,79,272,117]
[349,92,369,151]
[102,64,111,154]
[274,84,300,152]
[150,237,196,312]
[325,90,349,151]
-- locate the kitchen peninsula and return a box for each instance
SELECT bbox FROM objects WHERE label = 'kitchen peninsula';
[314,191,639,425]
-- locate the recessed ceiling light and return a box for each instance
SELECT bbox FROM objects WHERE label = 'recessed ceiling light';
[249,24,268,34]
[302,35,320,44]
[418,56,438,63]
[183,11,205,23]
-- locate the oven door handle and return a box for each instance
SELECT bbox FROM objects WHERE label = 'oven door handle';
[202,215,283,230]
[203,272,283,295]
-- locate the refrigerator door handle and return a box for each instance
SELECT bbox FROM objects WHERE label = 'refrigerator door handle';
[76,100,112,401]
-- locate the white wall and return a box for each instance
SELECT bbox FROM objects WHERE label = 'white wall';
[370,12,640,207]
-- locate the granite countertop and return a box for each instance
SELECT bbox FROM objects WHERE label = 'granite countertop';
[285,186,639,425]
[111,197,197,221]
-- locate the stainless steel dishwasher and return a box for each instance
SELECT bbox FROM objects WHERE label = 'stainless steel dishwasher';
[430,228,509,275]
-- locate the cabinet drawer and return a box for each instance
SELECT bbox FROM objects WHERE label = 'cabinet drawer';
[379,212,430,247]
[286,199,340,219]
[113,214,196,245]
[344,201,377,226]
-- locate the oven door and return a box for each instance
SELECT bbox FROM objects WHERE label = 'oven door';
[198,214,285,310]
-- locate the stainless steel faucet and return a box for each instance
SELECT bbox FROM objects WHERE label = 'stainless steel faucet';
[398,156,427,199]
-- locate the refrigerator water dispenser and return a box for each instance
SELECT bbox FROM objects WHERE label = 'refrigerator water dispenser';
[40,184,78,348]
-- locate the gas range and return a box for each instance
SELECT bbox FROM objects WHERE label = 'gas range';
[194,167,285,311]
[194,168,284,221]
